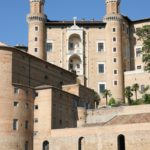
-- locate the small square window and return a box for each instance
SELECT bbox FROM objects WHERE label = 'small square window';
[114,70,118,74]
[113,47,117,52]
[113,58,117,63]
[34,48,38,52]
[14,101,19,107]
[34,105,38,109]
[34,118,38,123]
[35,37,38,41]
[114,80,118,86]
[113,28,116,32]
[35,26,38,31]
[113,37,116,42]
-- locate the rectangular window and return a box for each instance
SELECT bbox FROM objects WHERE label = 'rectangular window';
[97,42,104,52]
[113,47,117,52]
[34,105,38,109]
[136,47,142,57]
[113,28,116,32]
[34,118,38,123]
[46,43,53,52]
[113,58,117,63]
[13,119,18,130]
[34,48,38,52]
[35,37,38,41]
[137,65,142,70]
[99,83,106,93]
[113,37,117,42]
[14,101,19,107]
[25,141,28,150]
[113,80,118,86]
[98,64,105,73]
[69,42,74,50]
[25,120,29,129]
[114,70,118,74]
[35,26,38,31]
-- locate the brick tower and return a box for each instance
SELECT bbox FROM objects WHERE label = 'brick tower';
[27,0,47,60]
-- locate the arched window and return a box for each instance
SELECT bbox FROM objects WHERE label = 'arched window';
[43,141,49,150]
[118,134,125,150]
[78,137,84,150]
[68,34,81,51]
[68,55,81,74]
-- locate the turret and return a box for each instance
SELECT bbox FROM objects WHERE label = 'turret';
[103,0,124,102]
[27,0,47,60]
[105,0,120,15]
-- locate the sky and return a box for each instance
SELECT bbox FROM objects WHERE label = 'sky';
[0,0,149,46]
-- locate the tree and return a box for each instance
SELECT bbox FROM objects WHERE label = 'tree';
[132,83,139,101]
[124,86,133,104]
[102,89,112,105]
[93,90,101,108]
[136,25,150,72]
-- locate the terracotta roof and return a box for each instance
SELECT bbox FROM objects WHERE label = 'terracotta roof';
[105,113,150,126]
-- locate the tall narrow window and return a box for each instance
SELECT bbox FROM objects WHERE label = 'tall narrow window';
[25,120,29,129]
[78,137,84,150]
[98,63,105,73]
[13,119,18,130]
[43,141,49,150]
[25,141,28,150]
[99,83,106,93]
[97,42,105,52]
[135,47,142,57]
[113,37,117,42]
[118,134,125,150]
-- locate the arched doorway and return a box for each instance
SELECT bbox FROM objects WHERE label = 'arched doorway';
[78,137,85,150]
[43,141,49,150]
[118,134,125,150]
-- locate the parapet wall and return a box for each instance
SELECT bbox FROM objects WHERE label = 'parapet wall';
[86,105,150,125]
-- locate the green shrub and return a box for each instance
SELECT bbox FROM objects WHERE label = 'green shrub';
[130,99,144,105]
[108,98,116,106]
[143,94,150,104]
